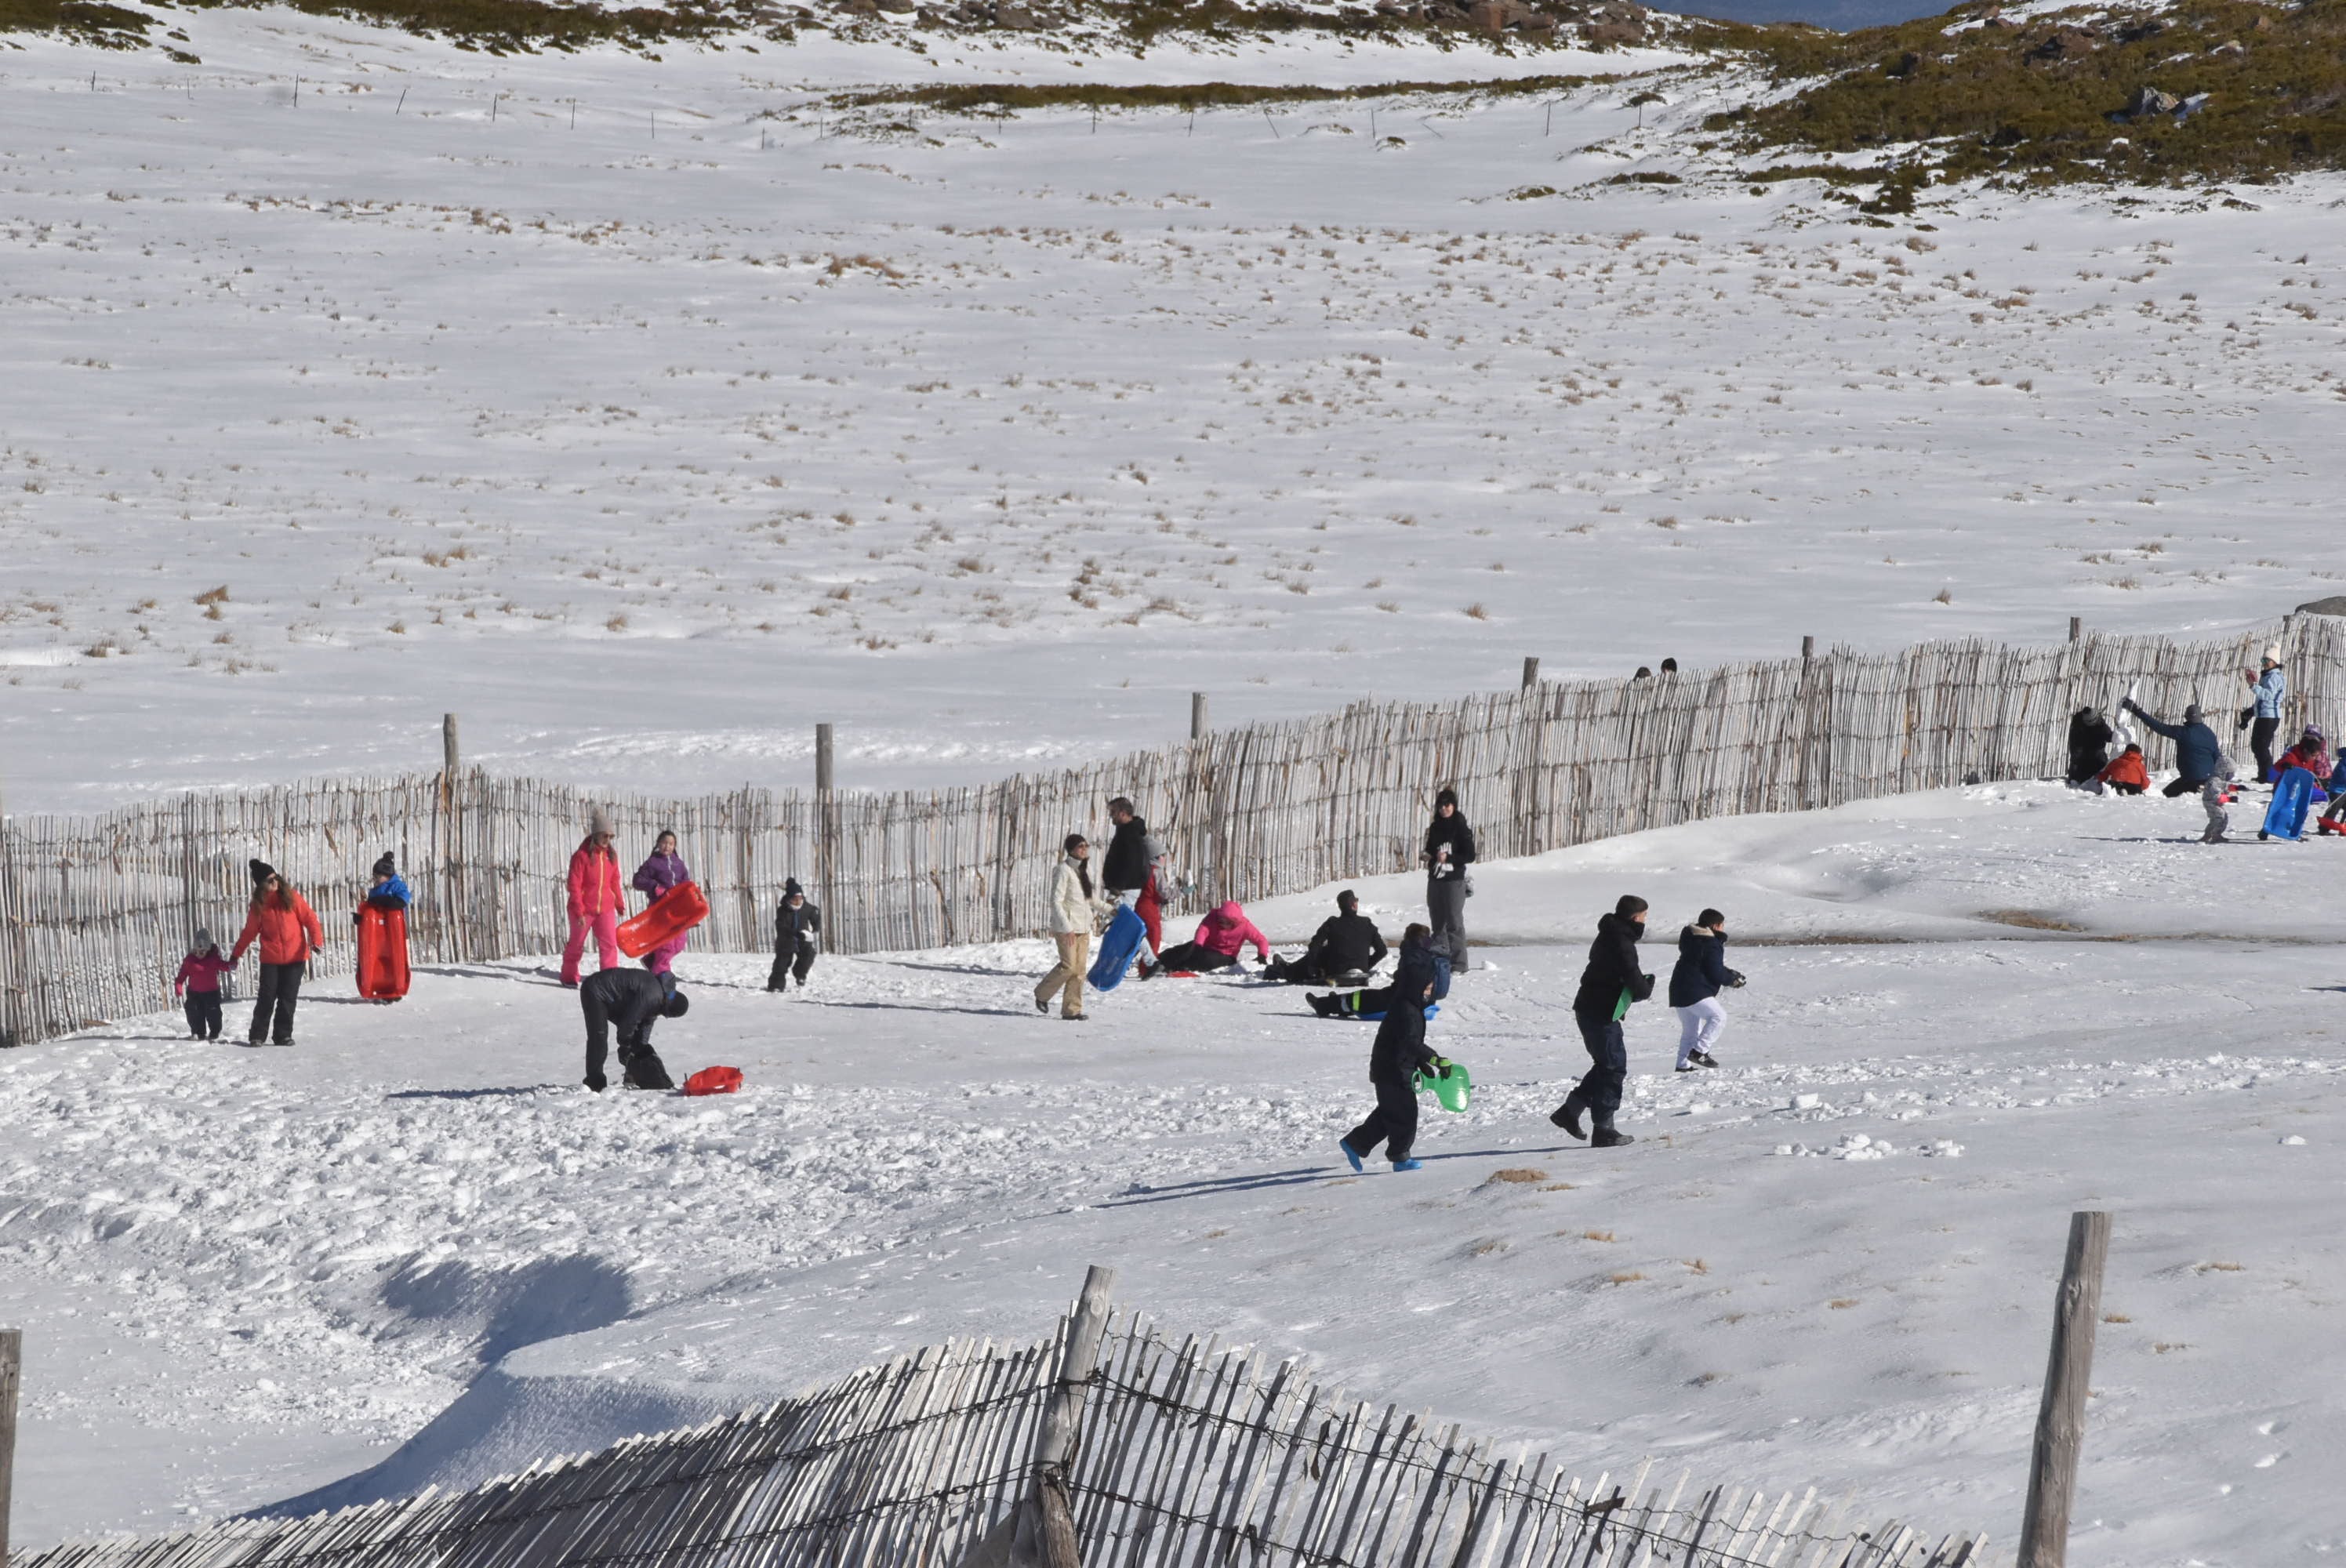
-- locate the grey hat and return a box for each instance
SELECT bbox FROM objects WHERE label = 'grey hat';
[192,927,214,950]
[2184,703,2204,722]
[590,805,616,837]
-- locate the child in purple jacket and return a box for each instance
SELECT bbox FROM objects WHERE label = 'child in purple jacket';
[631,829,692,975]
[172,930,236,1040]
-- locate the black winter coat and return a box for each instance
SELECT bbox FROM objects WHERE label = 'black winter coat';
[1423,813,1476,877]
[1572,913,1654,1018]
[1102,818,1150,893]
[1389,932,1453,1004]
[775,898,822,948]
[1368,996,1438,1083]
[2066,711,2115,784]
[580,967,673,1048]
[1307,913,1388,975]
[1668,926,1743,1008]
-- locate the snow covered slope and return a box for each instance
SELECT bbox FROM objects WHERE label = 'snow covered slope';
[2,13,2342,809]
[8,779,2343,1563]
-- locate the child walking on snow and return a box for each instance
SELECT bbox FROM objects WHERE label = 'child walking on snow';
[173,930,234,1040]
[631,829,692,976]
[1669,908,1745,1072]
[1338,969,1449,1174]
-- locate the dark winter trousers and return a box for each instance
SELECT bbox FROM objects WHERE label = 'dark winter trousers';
[1153,942,1238,973]
[767,939,816,990]
[1345,1075,1422,1165]
[2251,717,2280,782]
[249,962,303,1044]
[1425,875,1468,968]
[580,990,641,1085]
[2163,775,2208,799]
[2110,782,2144,797]
[183,991,222,1040]
[1564,1011,1628,1133]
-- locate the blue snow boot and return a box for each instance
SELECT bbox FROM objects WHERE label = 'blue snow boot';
[1391,1158,1424,1172]
[1339,1140,1364,1174]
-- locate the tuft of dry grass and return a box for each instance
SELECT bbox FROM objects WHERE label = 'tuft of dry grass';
[1582,1229,1616,1243]
[1464,603,1490,621]
[1828,1298,1858,1309]
[1608,1272,1647,1285]
[605,614,628,633]
[1483,1168,1549,1186]
[194,585,229,606]
[1932,586,1953,605]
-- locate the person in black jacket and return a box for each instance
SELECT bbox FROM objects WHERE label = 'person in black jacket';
[1422,787,1475,969]
[1668,908,1745,1072]
[1265,891,1388,985]
[767,879,822,993]
[579,966,686,1091]
[2066,706,2115,788]
[1553,895,1654,1148]
[1311,923,1447,1018]
[1100,797,1150,906]
[1337,971,1449,1174]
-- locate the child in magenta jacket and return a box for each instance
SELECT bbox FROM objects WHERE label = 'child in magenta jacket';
[173,929,235,1040]
[630,829,692,975]
[1146,900,1271,975]
[562,808,624,987]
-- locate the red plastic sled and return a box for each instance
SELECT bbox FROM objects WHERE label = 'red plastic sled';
[683,1065,743,1097]
[357,903,411,1000]
[618,880,711,958]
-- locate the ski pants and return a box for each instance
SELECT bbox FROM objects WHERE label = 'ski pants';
[2251,717,2280,783]
[249,962,303,1044]
[1135,884,1164,955]
[1036,932,1090,1018]
[1425,875,1468,969]
[1675,998,1724,1069]
[1346,1075,1422,1165]
[580,990,648,1086]
[183,991,222,1040]
[562,908,619,985]
[1567,1011,1628,1133]
[768,938,817,990]
[1153,941,1240,973]
[2164,775,2208,799]
[2203,778,2232,841]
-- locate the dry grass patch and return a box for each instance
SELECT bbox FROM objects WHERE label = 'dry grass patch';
[1482,1168,1549,1187]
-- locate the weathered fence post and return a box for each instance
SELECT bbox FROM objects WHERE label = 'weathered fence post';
[1801,634,1815,664]
[2017,1210,2111,1568]
[1521,655,1540,690]
[815,724,837,943]
[0,1327,20,1566]
[1189,693,1208,740]
[0,774,14,1050]
[2068,617,2083,644]
[957,1265,1116,1568]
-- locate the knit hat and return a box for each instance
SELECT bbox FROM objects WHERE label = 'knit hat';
[1698,908,1725,928]
[192,927,214,951]
[2184,703,2204,722]
[590,805,616,837]
[1614,894,1649,917]
[372,851,396,880]
[1435,786,1458,809]
[784,877,804,898]
[249,858,276,887]
[663,989,691,1019]
[2264,644,2282,666]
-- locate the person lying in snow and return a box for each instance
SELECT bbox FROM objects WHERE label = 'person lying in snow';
[579,966,685,1091]
[1262,890,1387,985]
[1309,924,1450,1018]
[2097,744,2149,797]
[1338,970,1447,1175]
[1144,900,1269,977]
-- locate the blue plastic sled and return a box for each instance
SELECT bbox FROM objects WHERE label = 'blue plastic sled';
[1088,905,1149,992]
[1353,1004,1441,1023]
[2261,767,2316,842]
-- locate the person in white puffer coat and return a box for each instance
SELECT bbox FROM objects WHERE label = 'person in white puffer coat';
[1034,833,1102,1021]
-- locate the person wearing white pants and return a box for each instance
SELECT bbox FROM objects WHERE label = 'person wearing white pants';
[1667,908,1745,1072]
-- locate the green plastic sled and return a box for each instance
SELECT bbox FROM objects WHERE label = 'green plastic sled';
[1414,1062,1472,1113]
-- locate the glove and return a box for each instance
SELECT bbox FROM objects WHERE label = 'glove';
[1730,972,1748,988]
[1427,1056,1452,1078]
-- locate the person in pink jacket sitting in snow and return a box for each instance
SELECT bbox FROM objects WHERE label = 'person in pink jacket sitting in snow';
[1145,900,1272,977]
[630,829,692,976]
[561,806,625,988]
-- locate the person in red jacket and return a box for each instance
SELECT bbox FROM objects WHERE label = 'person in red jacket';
[561,807,624,987]
[230,861,323,1047]
[2097,743,2150,797]
[1146,900,1271,976]
[172,928,236,1040]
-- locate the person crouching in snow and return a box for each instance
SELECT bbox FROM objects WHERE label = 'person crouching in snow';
[1669,908,1745,1072]
[2273,726,2330,786]
[767,878,823,993]
[1309,922,1447,1018]
[1338,971,1449,1174]
[631,829,692,976]
[561,808,623,987]
[579,966,685,1091]
[231,861,323,1047]
[1553,895,1654,1148]
[172,929,235,1040]
[2098,743,2149,797]
[1147,900,1270,977]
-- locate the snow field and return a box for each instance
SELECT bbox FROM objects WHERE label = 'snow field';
[2,15,2344,808]
[6,781,2344,1565]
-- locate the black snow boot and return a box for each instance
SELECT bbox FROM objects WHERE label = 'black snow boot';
[1591,1128,1636,1149]
[1307,993,1335,1018]
[619,1045,676,1091]
[1551,1095,1587,1140]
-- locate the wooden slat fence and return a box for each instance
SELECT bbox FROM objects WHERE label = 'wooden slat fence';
[2,618,2337,1047]
[15,1313,1983,1568]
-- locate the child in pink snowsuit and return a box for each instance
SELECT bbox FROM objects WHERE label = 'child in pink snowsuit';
[172,930,235,1040]
[1147,900,1271,975]
[562,809,624,986]
[631,830,692,975]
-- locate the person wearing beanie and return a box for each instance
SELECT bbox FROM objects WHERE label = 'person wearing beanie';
[172,927,235,1040]
[2066,706,2114,789]
[2242,648,2287,784]
[1311,922,1448,1019]
[2273,725,2330,784]
[767,877,823,993]
[231,865,322,1046]
[561,809,623,987]
[1265,890,1388,985]
[1668,908,1745,1072]
[1553,895,1654,1148]
[1149,900,1272,975]
[630,829,693,977]
[2097,742,2150,797]
[2120,697,2235,841]
[1337,967,1448,1176]
[1035,833,1101,1020]
[1421,787,1476,970]
[362,851,412,911]
[578,965,685,1091]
